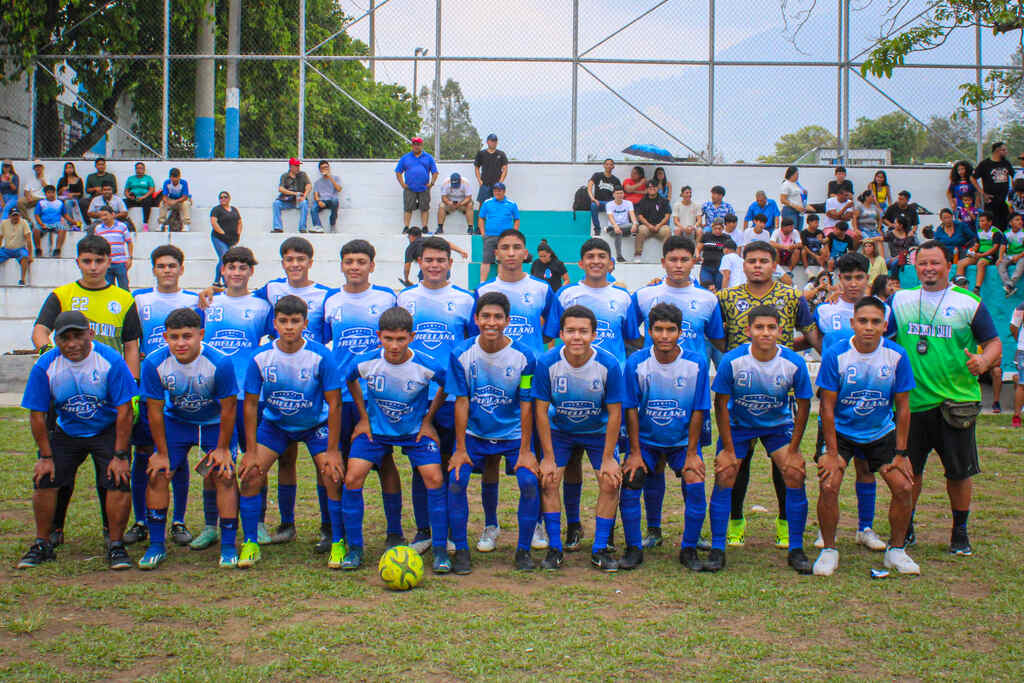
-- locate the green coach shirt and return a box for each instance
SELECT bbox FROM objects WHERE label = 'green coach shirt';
[890,285,999,412]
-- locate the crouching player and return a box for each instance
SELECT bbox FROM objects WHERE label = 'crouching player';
[237,296,345,568]
[814,297,919,576]
[342,307,450,573]
[623,303,711,572]
[534,305,625,572]
[709,305,814,574]
[447,292,539,573]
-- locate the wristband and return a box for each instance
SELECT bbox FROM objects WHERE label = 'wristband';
[38,454,53,460]
[114,450,131,461]
[894,449,907,457]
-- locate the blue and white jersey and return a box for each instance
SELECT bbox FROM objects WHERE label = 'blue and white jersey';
[816,338,915,443]
[631,282,724,356]
[476,276,553,356]
[446,337,535,441]
[22,343,136,438]
[244,340,342,433]
[132,288,202,358]
[543,282,641,367]
[140,344,237,426]
[712,344,813,430]
[345,349,446,439]
[397,283,477,401]
[815,298,895,352]
[532,346,625,435]
[203,293,273,398]
[254,278,332,344]
[323,284,397,401]
[624,347,711,449]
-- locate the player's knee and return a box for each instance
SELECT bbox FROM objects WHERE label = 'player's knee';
[598,477,619,496]
[420,468,444,489]
[516,469,539,500]
[888,474,913,498]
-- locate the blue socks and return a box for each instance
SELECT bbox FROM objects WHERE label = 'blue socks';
[786,486,808,550]
[544,511,562,552]
[146,507,168,550]
[515,468,540,552]
[203,488,218,527]
[327,497,344,543]
[482,481,500,528]
[171,466,189,524]
[447,464,473,551]
[563,482,582,526]
[643,470,666,530]
[620,487,643,549]
[278,484,297,526]
[426,486,448,553]
[709,486,732,551]
[411,469,429,532]
[219,518,237,552]
[317,484,330,530]
[131,451,149,523]
[682,482,707,549]
[855,480,877,531]
[240,494,262,543]
[342,487,364,549]
[592,515,614,552]
[382,492,403,537]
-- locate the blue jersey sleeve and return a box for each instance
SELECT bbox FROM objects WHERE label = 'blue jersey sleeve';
[214,356,238,400]
[792,356,814,400]
[445,353,470,398]
[541,287,555,328]
[252,284,269,302]
[624,295,642,341]
[107,357,139,407]
[344,354,362,385]
[140,357,164,401]
[969,301,999,342]
[604,357,625,405]
[21,361,52,412]
[711,354,734,395]
[243,358,263,396]
[430,358,447,392]
[518,353,535,403]
[894,350,916,394]
[815,349,840,393]
[706,302,725,340]
[694,357,712,412]
[532,357,552,403]
[543,294,564,340]
[320,350,343,393]
[623,355,641,411]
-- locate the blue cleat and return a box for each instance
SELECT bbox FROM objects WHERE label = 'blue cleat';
[138,546,166,570]
[219,547,239,568]
[432,551,452,574]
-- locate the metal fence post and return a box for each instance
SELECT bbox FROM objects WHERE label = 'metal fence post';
[842,0,850,164]
[195,0,216,158]
[162,0,169,158]
[571,0,578,163]
[975,15,983,164]
[225,0,241,158]
[27,64,36,158]
[433,0,442,157]
[298,0,306,158]
[835,0,842,158]
[707,0,714,163]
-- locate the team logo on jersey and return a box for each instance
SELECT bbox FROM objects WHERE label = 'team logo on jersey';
[473,385,510,414]
[878,365,892,379]
[147,324,167,350]
[505,315,532,340]
[243,308,255,320]
[369,304,380,316]
[735,299,750,312]
[841,389,888,416]
[608,300,617,312]
[774,374,786,387]
[447,301,456,312]
[645,399,684,426]
[415,321,451,351]
[63,393,102,419]
[688,299,698,311]
[679,319,697,339]
[107,300,122,314]
[339,327,377,354]
[522,292,533,305]
[315,425,329,440]
[735,394,782,415]
[594,319,614,342]
[675,376,687,388]
[378,399,415,423]
[175,393,209,413]
[300,368,310,380]
[209,329,248,355]
[558,400,597,423]
[943,306,954,318]
[268,390,313,416]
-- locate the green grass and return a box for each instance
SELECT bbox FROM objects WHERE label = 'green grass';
[0,407,1020,680]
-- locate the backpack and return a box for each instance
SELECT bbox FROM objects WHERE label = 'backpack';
[572,186,590,215]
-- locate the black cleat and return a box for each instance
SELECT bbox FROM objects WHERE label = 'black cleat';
[17,540,56,569]
[452,548,472,574]
[679,546,704,572]
[514,549,536,571]
[170,522,193,546]
[434,226,444,235]
[591,548,619,572]
[385,533,407,549]
[642,527,663,549]
[619,545,643,570]
[541,548,564,570]
[122,522,148,545]
[314,526,331,554]
[703,548,726,572]
[592,227,601,236]
[606,527,617,554]
[788,548,813,575]
[49,528,65,549]
[565,523,583,552]
[107,542,132,570]
[949,527,973,556]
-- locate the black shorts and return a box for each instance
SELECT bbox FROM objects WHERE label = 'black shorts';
[907,406,980,481]
[35,426,130,492]
[482,235,498,264]
[835,431,896,473]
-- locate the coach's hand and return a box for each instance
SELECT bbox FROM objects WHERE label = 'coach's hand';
[599,457,622,488]
[352,418,373,443]
[33,458,55,487]
[316,450,345,484]
[107,457,131,487]
[514,448,539,478]
[208,447,234,479]
[237,452,262,482]
[146,453,172,480]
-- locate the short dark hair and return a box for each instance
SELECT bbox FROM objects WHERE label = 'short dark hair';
[939,208,953,217]
[165,307,202,330]
[835,220,850,231]
[724,214,737,224]
[747,304,780,325]
[319,160,329,168]
[408,226,423,238]
[648,302,682,330]
[579,237,611,259]
[341,239,375,261]
[753,213,767,223]
[723,238,738,250]
[898,190,911,198]
[95,157,106,164]
[169,167,181,177]
[560,304,596,333]
[917,239,953,263]
[43,184,56,193]
[992,140,1006,152]
[835,166,847,174]
[870,275,890,299]
[742,240,776,261]
[711,185,726,195]
[978,210,994,222]
[496,228,525,245]
[662,235,695,257]
[222,246,257,267]
[1013,177,1024,193]
[836,252,869,275]
[475,291,510,317]
[150,244,185,266]
[680,185,692,194]
[805,213,819,223]
[280,236,313,258]
[418,236,451,258]
[77,234,111,257]
[854,296,886,315]
[274,294,308,319]
[97,203,114,213]
[100,181,114,189]
[378,306,413,333]
[781,217,794,228]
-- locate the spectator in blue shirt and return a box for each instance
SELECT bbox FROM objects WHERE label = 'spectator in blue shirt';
[701,185,734,231]
[159,168,192,231]
[477,183,520,282]
[744,190,780,232]
[395,137,439,234]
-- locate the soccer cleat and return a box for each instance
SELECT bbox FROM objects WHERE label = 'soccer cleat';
[856,528,887,552]
[788,548,813,575]
[314,527,331,554]
[257,523,272,545]
[642,527,663,549]
[237,541,261,568]
[514,549,536,571]
[123,522,148,545]
[17,540,55,569]
[565,523,583,552]
[1012,415,1022,427]
[219,548,239,568]
[269,523,296,544]
[619,545,644,570]
[341,547,363,570]
[703,548,726,572]
[590,549,619,572]
[678,547,703,572]
[884,546,921,574]
[812,548,839,576]
[107,543,132,570]
[432,551,452,574]
[726,518,746,547]
[541,548,564,570]
[452,548,472,575]
[531,523,549,550]
[328,541,347,569]
[48,528,64,548]
[949,527,973,556]
[410,529,432,554]
[170,523,193,546]
[138,546,166,570]
[992,401,1001,414]
[476,525,500,553]
[814,529,825,549]
[189,526,219,551]
[775,518,790,549]
[385,533,406,549]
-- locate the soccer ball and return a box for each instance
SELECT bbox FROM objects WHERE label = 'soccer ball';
[378,545,424,591]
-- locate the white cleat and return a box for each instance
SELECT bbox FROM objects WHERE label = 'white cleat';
[856,528,887,551]
[884,546,920,575]
[476,525,501,552]
[812,548,839,576]
[814,529,825,548]
[531,522,549,550]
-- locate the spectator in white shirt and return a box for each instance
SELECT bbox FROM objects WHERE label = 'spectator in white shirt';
[823,187,856,236]
[719,238,744,289]
[605,187,637,263]
[740,213,771,247]
[438,172,474,235]
[672,185,701,237]
[17,160,47,217]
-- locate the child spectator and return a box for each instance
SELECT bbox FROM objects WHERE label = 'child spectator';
[1010,178,1024,219]
[862,240,888,284]
[718,239,744,289]
[530,240,569,292]
[956,211,1005,294]
[159,168,192,231]
[0,160,19,220]
[803,271,833,309]
[954,193,980,227]
[999,213,1024,295]
[698,218,729,290]
[605,188,637,263]
[825,221,854,270]
[867,170,891,209]
[742,213,771,247]
[672,185,700,237]
[769,217,802,270]
[800,214,827,274]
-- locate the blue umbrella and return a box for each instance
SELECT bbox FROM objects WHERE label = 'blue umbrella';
[622,144,683,162]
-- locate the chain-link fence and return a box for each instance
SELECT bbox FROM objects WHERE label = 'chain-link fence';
[20,0,1023,163]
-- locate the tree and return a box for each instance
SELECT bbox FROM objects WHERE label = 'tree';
[918,114,977,163]
[418,79,481,160]
[849,111,926,164]
[757,125,838,163]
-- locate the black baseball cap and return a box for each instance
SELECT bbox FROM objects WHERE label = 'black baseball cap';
[486,134,498,141]
[54,311,90,337]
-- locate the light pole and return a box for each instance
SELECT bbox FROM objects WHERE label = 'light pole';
[413,47,428,112]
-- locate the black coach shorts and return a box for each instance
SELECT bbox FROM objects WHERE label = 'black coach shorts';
[482,235,499,264]
[907,406,980,481]
[35,426,131,492]
[834,431,896,473]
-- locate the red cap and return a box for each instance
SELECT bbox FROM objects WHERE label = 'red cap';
[288,157,301,166]
[411,137,424,144]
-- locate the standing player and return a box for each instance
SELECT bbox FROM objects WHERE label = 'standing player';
[534,305,626,571]
[623,303,710,571]
[397,236,477,552]
[138,309,240,569]
[708,305,814,574]
[342,307,451,573]
[814,297,919,576]
[237,296,345,568]
[447,292,539,572]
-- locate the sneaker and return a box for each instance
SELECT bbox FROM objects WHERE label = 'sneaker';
[432,551,452,574]
[123,521,148,545]
[616,255,626,263]
[642,527,663,549]
[856,528,887,552]
[697,535,711,551]
[237,541,261,568]
[814,529,825,549]
[219,548,239,568]
[17,279,25,286]
[726,518,746,547]
[619,545,643,570]
[514,548,536,571]
[48,529,64,549]
[385,533,407,549]
[992,401,1001,414]
[257,523,272,545]
[775,518,790,549]
[420,227,430,235]
[476,525,500,553]
[17,540,56,569]
[565,523,583,552]
[314,527,331,554]
[466,225,473,234]
[1013,415,1022,428]
[108,542,132,570]
[452,548,472,575]
[270,523,296,544]
[52,248,61,258]
[703,548,726,572]
[35,248,42,258]
[341,546,363,570]
[170,522,193,546]
[884,546,921,574]
[592,226,600,236]
[788,548,813,575]
[949,527,973,556]
[298,228,307,234]
[271,228,284,233]
[189,525,219,551]
[410,529,432,554]
[678,546,703,572]
[541,548,564,570]
[531,523,549,550]
[328,541,347,569]
[308,224,324,233]
[812,548,839,576]
[590,548,619,572]
[138,546,166,570]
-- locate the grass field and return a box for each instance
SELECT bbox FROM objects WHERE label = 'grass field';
[0,407,1020,681]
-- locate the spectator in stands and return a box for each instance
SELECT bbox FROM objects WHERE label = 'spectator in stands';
[824,187,855,237]
[853,189,884,244]
[474,133,508,206]
[1011,177,1024,219]
[824,221,854,270]
[947,160,978,211]
[158,167,191,231]
[1000,212,1024,295]
[779,165,809,231]
[587,158,622,237]
[57,162,85,227]
[744,190,780,232]
[956,210,1005,294]
[312,160,342,233]
[800,213,827,274]
[273,157,312,233]
[123,162,157,231]
[672,185,700,237]
[88,182,133,231]
[531,240,569,292]
[400,226,468,286]
[33,185,72,258]
[1,160,19,220]
[652,167,671,200]
[870,274,899,300]
[803,271,833,309]
[701,185,733,230]
[438,172,474,235]
[0,207,32,285]
[93,204,133,289]
[769,217,802,270]
[826,166,853,197]
[718,238,743,289]
[885,215,916,278]
[862,239,888,283]
[622,166,646,204]
[605,187,637,263]
[17,160,47,218]
[882,190,919,233]
[85,157,117,203]
[478,182,520,281]
[973,141,1014,227]
[395,137,438,234]
[723,213,741,245]
[955,192,981,227]
[697,218,729,290]
[932,208,974,261]
[633,180,671,261]
[210,190,242,287]
[867,170,891,209]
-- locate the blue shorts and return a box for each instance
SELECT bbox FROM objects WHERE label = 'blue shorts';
[0,247,30,263]
[717,425,792,458]
[350,433,441,468]
[466,435,522,475]
[257,420,329,457]
[433,401,455,456]
[164,418,234,472]
[477,184,494,203]
[132,405,154,449]
[640,444,701,476]
[549,430,618,469]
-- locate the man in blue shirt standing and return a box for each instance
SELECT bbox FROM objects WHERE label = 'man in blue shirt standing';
[395,137,439,234]
[477,183,520,282]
